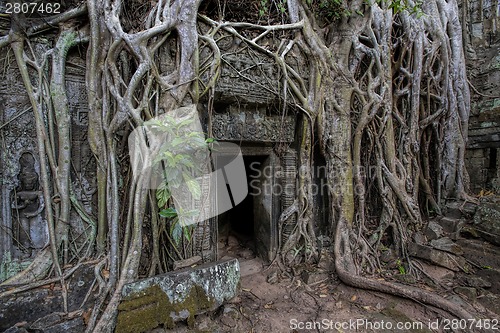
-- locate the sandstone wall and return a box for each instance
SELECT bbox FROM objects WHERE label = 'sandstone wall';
[461,0,500,192]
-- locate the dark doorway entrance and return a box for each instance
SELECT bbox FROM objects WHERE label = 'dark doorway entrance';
[229,156,267,238]
[218,154,276,262]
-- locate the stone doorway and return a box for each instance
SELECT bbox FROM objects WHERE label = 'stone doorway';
[208,102,298,265]
[217,149,280,263]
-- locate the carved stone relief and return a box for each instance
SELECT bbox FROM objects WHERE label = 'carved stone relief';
[0,56,42,274]
[67,54,97,235]
[0,49,97,279]
[212,105,295,142]
[11,153,47,257]
[215,54,278,105]
[280,149,297,240]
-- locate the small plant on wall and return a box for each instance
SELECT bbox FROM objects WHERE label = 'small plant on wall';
[149,114,216,260]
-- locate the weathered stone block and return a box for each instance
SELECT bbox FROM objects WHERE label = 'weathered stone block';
[438,217,462,233]
[408,243,467,271]
[464,275,492,289]
[425,221,443,240]
[444,201,477,219]
[211,108,296,142]
[29,313,84,333]
[477,292,500,315]
[477,268,500,295]
[116,258,240,333]
[213,54,280,105]
[0,264,95,331]
[472,202,500,245]
[466,149,486,158]
[430,237,464,256]
[418,261,455,284]
[457,238,500,269]
[412,232,426,245]
[471,23,483,38]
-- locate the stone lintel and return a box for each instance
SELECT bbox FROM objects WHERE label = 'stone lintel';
[212,112,295,142]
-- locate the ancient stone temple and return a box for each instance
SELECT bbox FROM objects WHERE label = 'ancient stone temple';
[0,32,329,280]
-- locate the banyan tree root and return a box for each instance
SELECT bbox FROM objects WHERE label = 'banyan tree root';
[334,219,479,323]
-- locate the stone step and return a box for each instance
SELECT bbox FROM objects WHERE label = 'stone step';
[456,238,500,268]
[443,201,477,219]
[425,220,444,240]
[470,202,500,246]
[430,237,464,256]
[3,313,84,333]
[476,292,500,315]
[438,217,463,234]
[476,268,500,295]
[425,218,463,240]
[0,264,95,332]
[408,242,468,271]
[220,256,263,278]
[417,261,455,284]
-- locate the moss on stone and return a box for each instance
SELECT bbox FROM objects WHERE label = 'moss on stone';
[115,284,215,333]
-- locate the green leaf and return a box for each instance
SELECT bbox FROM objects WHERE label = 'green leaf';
[165,168,181,186]
[156,185,171,208]
[162,151,175,164]
[159,207,177,218]
[179,208,199,218]
[144,119,163,128]
[184,177,201,200]
[183,226,192,242]
[179,156,194,168]
[171,220,182,245]
[164,115,176,125]
[195,136,208,147]
[171,137,184,147]
[205,137,216,143]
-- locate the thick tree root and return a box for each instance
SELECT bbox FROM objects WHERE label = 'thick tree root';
[334,222,480,325]
[0,248,52,286]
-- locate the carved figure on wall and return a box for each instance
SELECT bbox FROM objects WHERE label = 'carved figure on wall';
[11,153,45,258]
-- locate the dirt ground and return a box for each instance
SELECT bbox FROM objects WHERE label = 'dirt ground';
[164,259,462,333]
[4,211,500,333]
[159,234,472,333]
